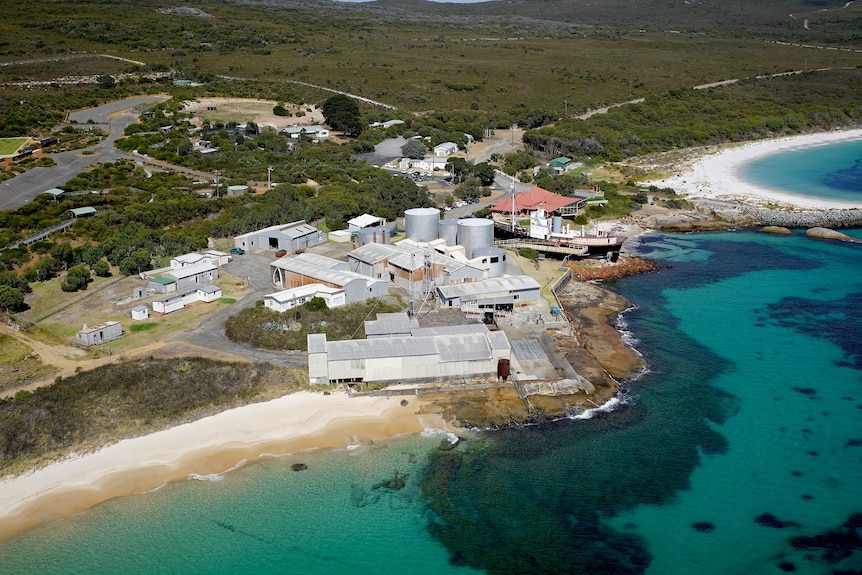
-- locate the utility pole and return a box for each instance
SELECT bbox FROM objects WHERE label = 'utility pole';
[563,97,568,118]
[267,166,273,190]
[213,170,221,198]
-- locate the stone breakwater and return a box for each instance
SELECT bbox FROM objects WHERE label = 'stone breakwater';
[695,201,862,228]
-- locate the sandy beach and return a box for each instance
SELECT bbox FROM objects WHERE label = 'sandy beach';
[647,129,862,209]
[0,391,441,541]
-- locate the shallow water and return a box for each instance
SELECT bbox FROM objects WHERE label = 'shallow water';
[739,137,862,204]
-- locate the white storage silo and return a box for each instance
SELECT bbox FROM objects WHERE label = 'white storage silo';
[473,246,507,278]
[457,218,494,259]
[404,207,440,242]
[438,219,459,247]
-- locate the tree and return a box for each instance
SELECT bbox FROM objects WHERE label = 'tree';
[401,138,427,159]
[245,121,259,135]
[92,260,111,277]
[61,265,92,292]
[273,105,290,117]
[472,162,496,186]
[119,249,152,276]
[0,285,25,312]
[97,75,116,89]
[34,258,60,282]
[322,94,362,137]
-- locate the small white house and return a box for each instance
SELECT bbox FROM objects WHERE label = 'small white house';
[282,125,329,139]
[433,142,458,157]
[264,284,346,312]
[196,284,223,302]
[153,292,186,315]
[131,305,149,321]
[398,156,449,171]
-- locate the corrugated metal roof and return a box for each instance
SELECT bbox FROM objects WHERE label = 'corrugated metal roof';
[308,333,327,354]
[437,275,540,299]
[148,277,175,285]
[265,284,343,303]
[234,220,314,240]
[487,331,511,351]
[295,253,345,269]
[365,312,418,336]
[511,339,548,361]
[272,258,382,289]
[164,262,216,280]
[281,223,318,239]
[436,333,491,362]
[411,324,487,337]
[327,336,438,361]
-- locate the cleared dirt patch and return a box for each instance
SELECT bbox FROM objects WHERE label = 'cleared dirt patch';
[182,98,325,131]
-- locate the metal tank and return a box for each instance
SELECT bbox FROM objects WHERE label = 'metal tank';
[404,207,440,242]
[226,185,249,197]
[472,246,507,278]
[356,227,390,246]
[457,218,494,258]
[552,216,562,234]
[438,219,459,246]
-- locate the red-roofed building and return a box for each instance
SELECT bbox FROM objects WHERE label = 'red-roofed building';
[490,185,584,216]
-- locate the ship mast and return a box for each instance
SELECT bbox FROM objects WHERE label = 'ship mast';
[511,174,516,232]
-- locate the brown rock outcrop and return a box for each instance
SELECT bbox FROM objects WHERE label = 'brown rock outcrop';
[805,227,859,242]
[761,226,793,235]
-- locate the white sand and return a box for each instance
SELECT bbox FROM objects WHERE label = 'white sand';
[0,391,438,540]
[647,129,862,209]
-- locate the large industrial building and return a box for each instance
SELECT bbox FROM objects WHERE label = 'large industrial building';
[234,221,326,254]
[271,253,388,305]
[436,275,541,310]
[307,315,512,385]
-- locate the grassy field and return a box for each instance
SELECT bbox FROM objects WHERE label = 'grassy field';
[0,137,27,155]
[0,335,57,394]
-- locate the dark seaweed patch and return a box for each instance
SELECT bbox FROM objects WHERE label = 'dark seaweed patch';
[755,513,801,529]
[777,561,797,572]
[789,513,862,565]
[793,387,818,396]
[692,522,715,533]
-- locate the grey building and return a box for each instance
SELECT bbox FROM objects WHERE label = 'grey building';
[307,324,511,385]
[163,262,218,291]
[271,254,388,305]
[234,221,326,254]
[436,276,541,310]
[76,321,123,347]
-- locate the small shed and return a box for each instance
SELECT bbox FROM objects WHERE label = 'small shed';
[42,188,65,201]
[131,305,149,321]
[196,284,222,302]
[549,157,572,172]
[132,287,147,299]
[148,276,177,294]
[76,321,123,346]
[67,207,97,218]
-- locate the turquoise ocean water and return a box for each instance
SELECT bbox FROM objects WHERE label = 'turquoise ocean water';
[1,144,861,574]
[739,138,862,204]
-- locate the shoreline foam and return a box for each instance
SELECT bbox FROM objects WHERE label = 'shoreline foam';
[647,129,862,210]
[0,391,436,542]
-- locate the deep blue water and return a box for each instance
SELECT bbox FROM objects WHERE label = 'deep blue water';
[739,138,862,204]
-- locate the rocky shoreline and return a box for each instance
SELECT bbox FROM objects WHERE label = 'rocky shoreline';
[641,201,862,232]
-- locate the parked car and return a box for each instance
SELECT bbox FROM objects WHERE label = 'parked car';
[275,249,287,258]
[229,247,245,255]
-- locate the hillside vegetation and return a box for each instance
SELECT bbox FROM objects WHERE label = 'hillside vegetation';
[0,357,303,476]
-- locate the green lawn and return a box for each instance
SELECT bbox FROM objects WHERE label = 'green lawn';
[0,137,27,155]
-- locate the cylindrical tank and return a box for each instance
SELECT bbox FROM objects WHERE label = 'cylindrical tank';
[497,358,511,381]
[552,216,562,234]
[472,246,507,278]
[227,185,249,196]
[357,227,390,246]
[404,207,440,242]
[438,219,459,246]
[457,218,493,258]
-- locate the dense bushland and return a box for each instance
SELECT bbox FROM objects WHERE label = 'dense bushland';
[225,299,402,351]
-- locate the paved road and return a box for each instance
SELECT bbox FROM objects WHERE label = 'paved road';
[0,95,169,211]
